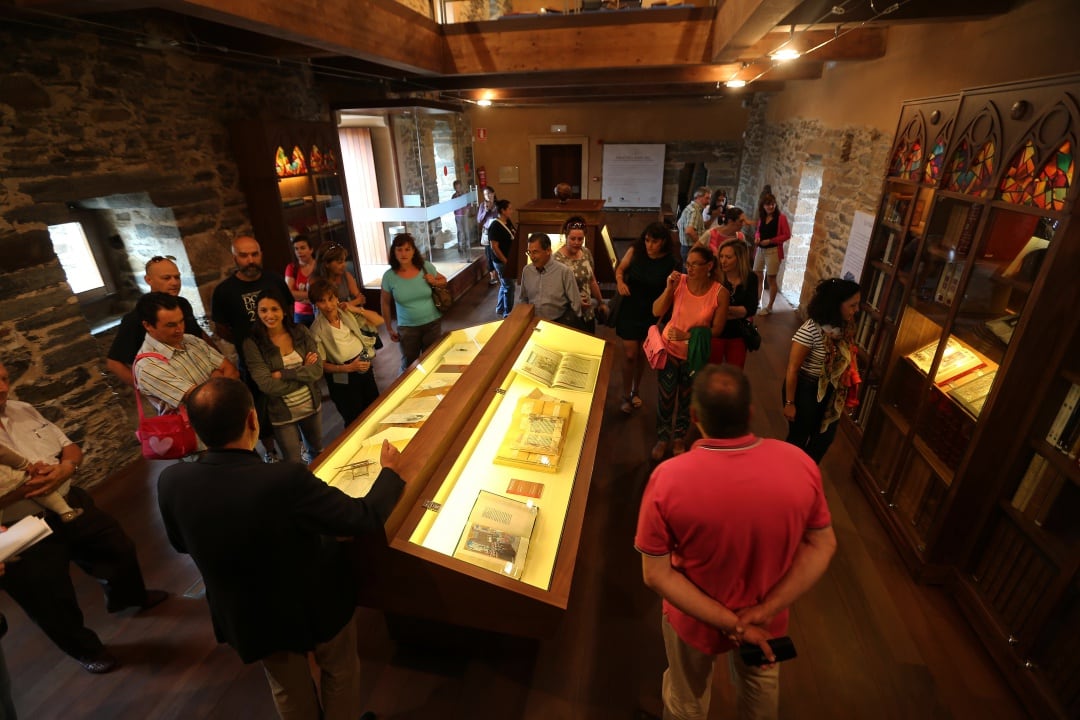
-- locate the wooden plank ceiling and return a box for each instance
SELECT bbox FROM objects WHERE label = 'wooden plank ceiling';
[9,0,1014,106]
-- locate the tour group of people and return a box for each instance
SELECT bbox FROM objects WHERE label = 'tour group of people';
[0,182,860,720]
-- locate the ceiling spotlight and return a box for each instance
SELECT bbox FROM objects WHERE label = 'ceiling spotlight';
[831,4,845,14]
[770,48,801,62]
[725,79,747,88]
[476,98,492,107]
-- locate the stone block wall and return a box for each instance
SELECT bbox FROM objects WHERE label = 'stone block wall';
[0,16,327,485]
[663,140,743,214]
[736,101,892,309]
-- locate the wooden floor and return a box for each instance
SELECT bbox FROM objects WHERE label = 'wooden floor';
[1,278,1029,719]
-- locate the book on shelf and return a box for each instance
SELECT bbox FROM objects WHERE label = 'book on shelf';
[1028,472,1066,526]
[946,369,996,417]
[494,390,574,473]
[940,205,968,251]
[907,337,984,385]
[933,260,965,305]
[869,271,886,310]
[452,490,538,580]
[1011,455,1048,511]
[955,204,983,256]
[515,344,600,393]
[881,231,897,264]
[984,314,1020,345]
[1046,383,1080,447]
[1055,400,1080,456]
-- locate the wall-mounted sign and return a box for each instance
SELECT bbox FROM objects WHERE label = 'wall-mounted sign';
[476,128,488,142]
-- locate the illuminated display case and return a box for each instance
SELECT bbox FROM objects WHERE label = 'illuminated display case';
[312,305,613,637]
[850,75,1080,719]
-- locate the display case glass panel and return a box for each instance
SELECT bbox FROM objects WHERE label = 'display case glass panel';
[311,323,500,497]
[406,321,606,591]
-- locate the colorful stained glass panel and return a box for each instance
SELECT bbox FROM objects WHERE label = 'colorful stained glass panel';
[924,136,947,184]
[998,139,1073,211]
[903,141,923,180]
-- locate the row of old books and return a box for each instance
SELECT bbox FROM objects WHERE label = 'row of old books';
[1010,455,1076,531]
[1046,383,1080,460]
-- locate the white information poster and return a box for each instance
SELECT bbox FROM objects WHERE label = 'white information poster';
[841,210,876,281]
[601,144,665,208]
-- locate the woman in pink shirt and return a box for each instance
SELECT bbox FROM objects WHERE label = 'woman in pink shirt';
[284,234,316,326]
[649,245,729,460]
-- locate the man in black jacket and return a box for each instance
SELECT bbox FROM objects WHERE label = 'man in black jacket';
[158,378,405,720]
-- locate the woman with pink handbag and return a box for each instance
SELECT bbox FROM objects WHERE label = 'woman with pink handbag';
[648,245,729,461]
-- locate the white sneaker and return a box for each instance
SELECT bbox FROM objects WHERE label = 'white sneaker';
[759,307,771,316]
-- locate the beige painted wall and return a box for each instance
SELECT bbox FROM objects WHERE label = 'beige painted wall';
[769,0,1080,131]
[466,98,748,202]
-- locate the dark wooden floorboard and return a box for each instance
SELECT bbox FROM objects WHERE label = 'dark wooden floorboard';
[1,276,1028,719]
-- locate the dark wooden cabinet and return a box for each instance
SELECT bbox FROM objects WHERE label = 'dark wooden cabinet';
[850,74,1080,718]
[229,119,358,278]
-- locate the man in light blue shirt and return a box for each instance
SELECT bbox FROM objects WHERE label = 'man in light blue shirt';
[519,234,582,324]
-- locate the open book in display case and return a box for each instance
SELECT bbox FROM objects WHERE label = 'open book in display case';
[848,74,1080,718]
[310,305,612,638]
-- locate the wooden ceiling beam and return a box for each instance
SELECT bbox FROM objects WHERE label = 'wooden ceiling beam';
[445,14,714,74]
[154,0,446,75]
[710,0,803,63]
[738,27,886,62]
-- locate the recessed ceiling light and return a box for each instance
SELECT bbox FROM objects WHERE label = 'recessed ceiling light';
[770,48,801,61]
[725,79,747,88]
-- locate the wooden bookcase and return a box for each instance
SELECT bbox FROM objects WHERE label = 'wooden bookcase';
[229,119,358,279]
[850,74,1080,718]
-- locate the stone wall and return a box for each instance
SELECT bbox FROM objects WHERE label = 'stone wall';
[736,106,891,308]
[0,16,327,485]
[663,140,743,214]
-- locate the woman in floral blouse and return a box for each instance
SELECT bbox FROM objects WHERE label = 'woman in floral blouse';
[553,215,605,333]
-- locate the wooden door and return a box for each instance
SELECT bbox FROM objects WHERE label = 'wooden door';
[538,145,583,199]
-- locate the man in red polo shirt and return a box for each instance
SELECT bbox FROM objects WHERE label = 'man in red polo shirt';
[636,364,837,720]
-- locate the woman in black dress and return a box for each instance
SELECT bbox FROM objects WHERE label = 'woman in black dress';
[613,222,679,414]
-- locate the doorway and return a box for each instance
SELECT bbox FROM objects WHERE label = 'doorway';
[537,144,583,199]
[780,157,824,305]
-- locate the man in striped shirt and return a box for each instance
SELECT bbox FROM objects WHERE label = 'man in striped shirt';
[133,293,238,415]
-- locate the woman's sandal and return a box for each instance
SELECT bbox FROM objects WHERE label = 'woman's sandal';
[620,396,634,414]
[630,391,643,409]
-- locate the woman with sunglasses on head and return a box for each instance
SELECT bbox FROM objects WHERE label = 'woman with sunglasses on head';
[243,290,324,463]
[313,242,365,314]
[783,278,862,463]
[711,237,759,368]
[614,222,679,414]
[380,233,448,373]
[308,277,384,426]
[702,206,749,254]
[753,192,791,315]
[553,216,605,333]
[649,245,729,461]
[284,234,317,326]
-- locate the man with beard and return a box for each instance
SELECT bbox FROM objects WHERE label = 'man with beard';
[211,236,292,461]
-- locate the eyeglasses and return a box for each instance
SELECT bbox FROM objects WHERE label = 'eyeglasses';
[527,248,550,257]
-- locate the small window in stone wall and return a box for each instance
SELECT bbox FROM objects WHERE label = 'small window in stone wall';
[48,221,115,300]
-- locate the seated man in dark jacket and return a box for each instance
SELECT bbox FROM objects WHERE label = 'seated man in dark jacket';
[158,377,405,720]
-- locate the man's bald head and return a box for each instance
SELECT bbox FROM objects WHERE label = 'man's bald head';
[691,364,752,439]
[231,236,263,280]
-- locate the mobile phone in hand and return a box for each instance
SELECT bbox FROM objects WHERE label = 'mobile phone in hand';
[737,636,797,666]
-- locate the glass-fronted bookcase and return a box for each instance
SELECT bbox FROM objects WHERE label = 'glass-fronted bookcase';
[851,74,1080,719]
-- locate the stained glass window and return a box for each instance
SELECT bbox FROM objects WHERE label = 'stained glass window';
[999,139,1074,211]
[945,139,996,197]
[924,134,948,184]
[889,142,908,177]
[275,145,308,177]
[903,141,923,180]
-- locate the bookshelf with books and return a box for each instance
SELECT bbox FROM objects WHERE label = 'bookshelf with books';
[310,306,614,639]
[850,74,1080,719]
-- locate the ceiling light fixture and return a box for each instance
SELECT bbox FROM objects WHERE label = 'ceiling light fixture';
[476,98,492,107]
[769,48,801,61]
[725,79,747,88]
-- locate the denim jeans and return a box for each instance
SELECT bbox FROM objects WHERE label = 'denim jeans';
[494,261,516,317]
[272,412,323,464]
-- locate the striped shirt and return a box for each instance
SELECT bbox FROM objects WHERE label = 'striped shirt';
[134,333,224,414]
[792,320,828,378]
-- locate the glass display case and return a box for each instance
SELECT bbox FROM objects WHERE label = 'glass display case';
[312,306,614,637]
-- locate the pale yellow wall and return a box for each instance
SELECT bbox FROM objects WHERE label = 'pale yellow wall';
[466,98,748,202]
[769,0,1080,131]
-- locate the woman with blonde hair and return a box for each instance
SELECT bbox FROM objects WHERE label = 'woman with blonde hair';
[710,238,759,368]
